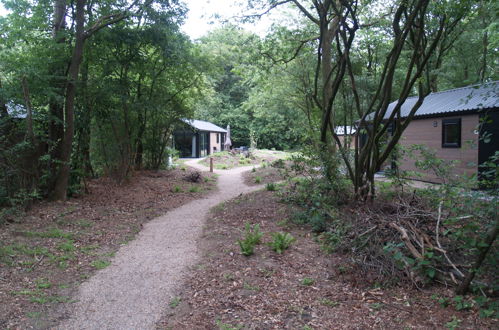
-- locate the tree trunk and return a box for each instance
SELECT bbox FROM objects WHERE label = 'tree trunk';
[52,0,86,200]
[0,79,9,119]
[456,220,498,295]
[47,0,68,193]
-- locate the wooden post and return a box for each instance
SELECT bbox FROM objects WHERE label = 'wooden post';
[210,157,213,173]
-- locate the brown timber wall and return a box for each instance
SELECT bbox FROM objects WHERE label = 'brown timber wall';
[397,114,479,183]
[210,132,222,154]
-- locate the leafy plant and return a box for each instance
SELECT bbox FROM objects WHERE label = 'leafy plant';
[268,232,295,254]
[237,223,264,256]
[320,298,339,307]
[301,277,315,286]
[169,296,181,308]
[254,176,262,184]
[189,185,200,193]
[266,182,277,191]
[172,185,182,193]
[445,316,462,330]
[91,259,111,269]
[215,319,244,330]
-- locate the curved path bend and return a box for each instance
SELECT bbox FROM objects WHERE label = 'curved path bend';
[57,160,261,330]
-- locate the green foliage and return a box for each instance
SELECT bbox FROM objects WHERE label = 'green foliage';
[172,185,182,193]
[23,228,72,239]
[237,223,264,256]
[91,259,111,270]
[300,278,315,286]
[57,240,75,252]
[169,296,181,308]
[215,319,244,330]
[188,185,200,193]
[268,232,295,254]
[35,278,52,289]
[265,182,277,191]
[445,316,462,330]
[254,176,262,184]
[320,298,340,307]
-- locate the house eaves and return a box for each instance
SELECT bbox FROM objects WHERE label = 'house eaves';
[181,119,227,133]
[367,81,498,121]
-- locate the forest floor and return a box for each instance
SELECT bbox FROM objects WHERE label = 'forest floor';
[1,159,496,329]
[159,168,497,329]
[0,166,217,329]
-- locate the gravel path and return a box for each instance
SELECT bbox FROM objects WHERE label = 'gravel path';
[57,160,261,330]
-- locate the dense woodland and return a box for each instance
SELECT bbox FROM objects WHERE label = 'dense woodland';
[0,0,497,205]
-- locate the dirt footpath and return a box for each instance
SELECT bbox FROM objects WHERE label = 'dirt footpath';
[57,160,261,329]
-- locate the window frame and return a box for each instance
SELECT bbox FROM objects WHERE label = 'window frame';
[441,118,461,148]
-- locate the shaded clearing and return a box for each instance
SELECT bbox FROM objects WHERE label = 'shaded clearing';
[159,190,495,329]
[0,168,216,329]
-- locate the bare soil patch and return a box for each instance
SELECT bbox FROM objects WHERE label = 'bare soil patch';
[243,165,285,186]
[0,168,216,329]
[159,190,496,329]
[199,149,288,170]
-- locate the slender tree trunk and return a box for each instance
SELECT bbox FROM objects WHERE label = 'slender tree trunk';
[0,79,8,117]
[456,221,498,295]
[48,0,68,193]
[52,0,86,200]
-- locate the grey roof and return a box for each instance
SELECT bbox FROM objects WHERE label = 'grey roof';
[383,81,498,119]
[182,119,227,133]
[5,103,27,119]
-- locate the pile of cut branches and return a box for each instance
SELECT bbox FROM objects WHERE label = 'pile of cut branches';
[327,190,497,295]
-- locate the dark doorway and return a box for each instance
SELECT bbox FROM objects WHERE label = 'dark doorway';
[175,131,197,158]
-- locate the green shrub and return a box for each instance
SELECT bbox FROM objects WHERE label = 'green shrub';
[91,259,111,269]
[271,159,285,168]
[268,232,295,254]
[172,185,182,193]
[254,176,262,184]
[189,186,200,193]
[266,182,277,191]
[237,223,264,256]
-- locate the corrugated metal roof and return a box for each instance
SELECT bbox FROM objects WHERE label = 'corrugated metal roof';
[384,81,498,119]
[182,119,227,133]
[5,103,27,119]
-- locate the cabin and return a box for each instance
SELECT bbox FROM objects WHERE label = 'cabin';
[383,81,498,183]
[335,125,357,149]
[173,119,227,158]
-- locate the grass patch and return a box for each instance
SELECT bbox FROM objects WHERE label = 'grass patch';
[266,182,277,191]
[189,185,201,193]
[1,244,52,266]
[215,319,244,330]
[300,278,315,286]
[172,185,182,193]
[23,228,72,239]
[243,281,260,291]
[320,298,340,307]
[57,240,75,252]
[91,259,111,269]
[36,278,52,289]
[77,219,93,228]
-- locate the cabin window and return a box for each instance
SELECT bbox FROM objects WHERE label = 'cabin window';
[442,118,461,148]
[216,133,219,143]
